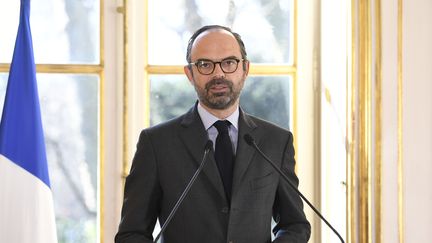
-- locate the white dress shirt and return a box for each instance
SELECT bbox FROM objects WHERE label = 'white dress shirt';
[197,103,239,154]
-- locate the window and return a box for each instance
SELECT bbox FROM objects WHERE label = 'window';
[0,0,101,242]
[147,0,296,131]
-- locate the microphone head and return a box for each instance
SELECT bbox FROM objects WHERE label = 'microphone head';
[204,140,213,151]
[244,134,255,146]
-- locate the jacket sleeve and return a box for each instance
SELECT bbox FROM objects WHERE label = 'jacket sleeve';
[272,132,311,243]
[115,130,161,243]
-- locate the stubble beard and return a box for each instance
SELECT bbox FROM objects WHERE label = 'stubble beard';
[194,77,243,110]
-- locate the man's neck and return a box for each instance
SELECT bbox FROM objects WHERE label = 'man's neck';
[199,101,239,119]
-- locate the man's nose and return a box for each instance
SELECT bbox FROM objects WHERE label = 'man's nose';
[212,62,225,77]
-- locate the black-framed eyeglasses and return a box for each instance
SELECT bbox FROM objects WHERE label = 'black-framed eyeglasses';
[189,57,244,75]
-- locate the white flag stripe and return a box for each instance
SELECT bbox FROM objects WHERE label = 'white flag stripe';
[0,155,57,242]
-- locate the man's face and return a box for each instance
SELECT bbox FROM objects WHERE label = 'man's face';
[184,29,249,110]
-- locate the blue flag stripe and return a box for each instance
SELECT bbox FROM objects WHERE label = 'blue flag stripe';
[0,0,50,187]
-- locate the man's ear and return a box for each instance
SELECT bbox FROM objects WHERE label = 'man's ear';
[184,65,194,84]
[243,60,250,76]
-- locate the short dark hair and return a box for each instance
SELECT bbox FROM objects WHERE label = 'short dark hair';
[186,25,248,63]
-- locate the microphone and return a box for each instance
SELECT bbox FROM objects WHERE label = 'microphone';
[153,140,213,243]
[244,134,345,243]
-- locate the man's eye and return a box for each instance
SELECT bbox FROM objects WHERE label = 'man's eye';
[198,62,212,68]
[223,59,237,65]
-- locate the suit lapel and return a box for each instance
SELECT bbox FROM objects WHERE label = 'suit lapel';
[179,104,227,200]
[231,110,260,197]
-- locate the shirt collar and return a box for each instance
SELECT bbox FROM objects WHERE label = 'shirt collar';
[197,102,239,131]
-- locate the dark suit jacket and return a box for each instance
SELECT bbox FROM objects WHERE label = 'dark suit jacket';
[115,104,311,243]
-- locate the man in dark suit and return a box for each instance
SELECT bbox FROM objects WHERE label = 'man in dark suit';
[115,25,311,243]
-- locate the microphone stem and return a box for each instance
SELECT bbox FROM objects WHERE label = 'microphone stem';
[251,142,345,243]
[154,148,211,243]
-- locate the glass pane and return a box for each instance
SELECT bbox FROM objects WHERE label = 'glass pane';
[148,0,293,65]
[0,0,100,64]
[241,76,292,130]
[0,73,99,243]
[150,75,196,126]
[150,75,292,130]
[0,1,19,64]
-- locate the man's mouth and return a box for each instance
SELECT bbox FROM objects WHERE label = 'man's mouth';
[209,84,229,92]
[206,79,232,94]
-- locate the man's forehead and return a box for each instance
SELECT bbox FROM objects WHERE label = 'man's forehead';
[198,28,232,36]
[193,28,236,44]
[188,28,243,62]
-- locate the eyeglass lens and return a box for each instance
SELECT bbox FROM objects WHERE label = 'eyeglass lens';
[195,58,240,75]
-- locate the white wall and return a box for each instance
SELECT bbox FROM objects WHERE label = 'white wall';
[382,0,432,242]
[402,0,432,242]
[297,0,321,242]
[381,0,400,242]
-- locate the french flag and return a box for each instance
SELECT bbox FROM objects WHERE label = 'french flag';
[0,0,58,242]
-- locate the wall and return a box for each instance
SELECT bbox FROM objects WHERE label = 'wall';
[382,0,432,242]
[402,0,432,242]
[297,0,321,242]
[381,0,399,242]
